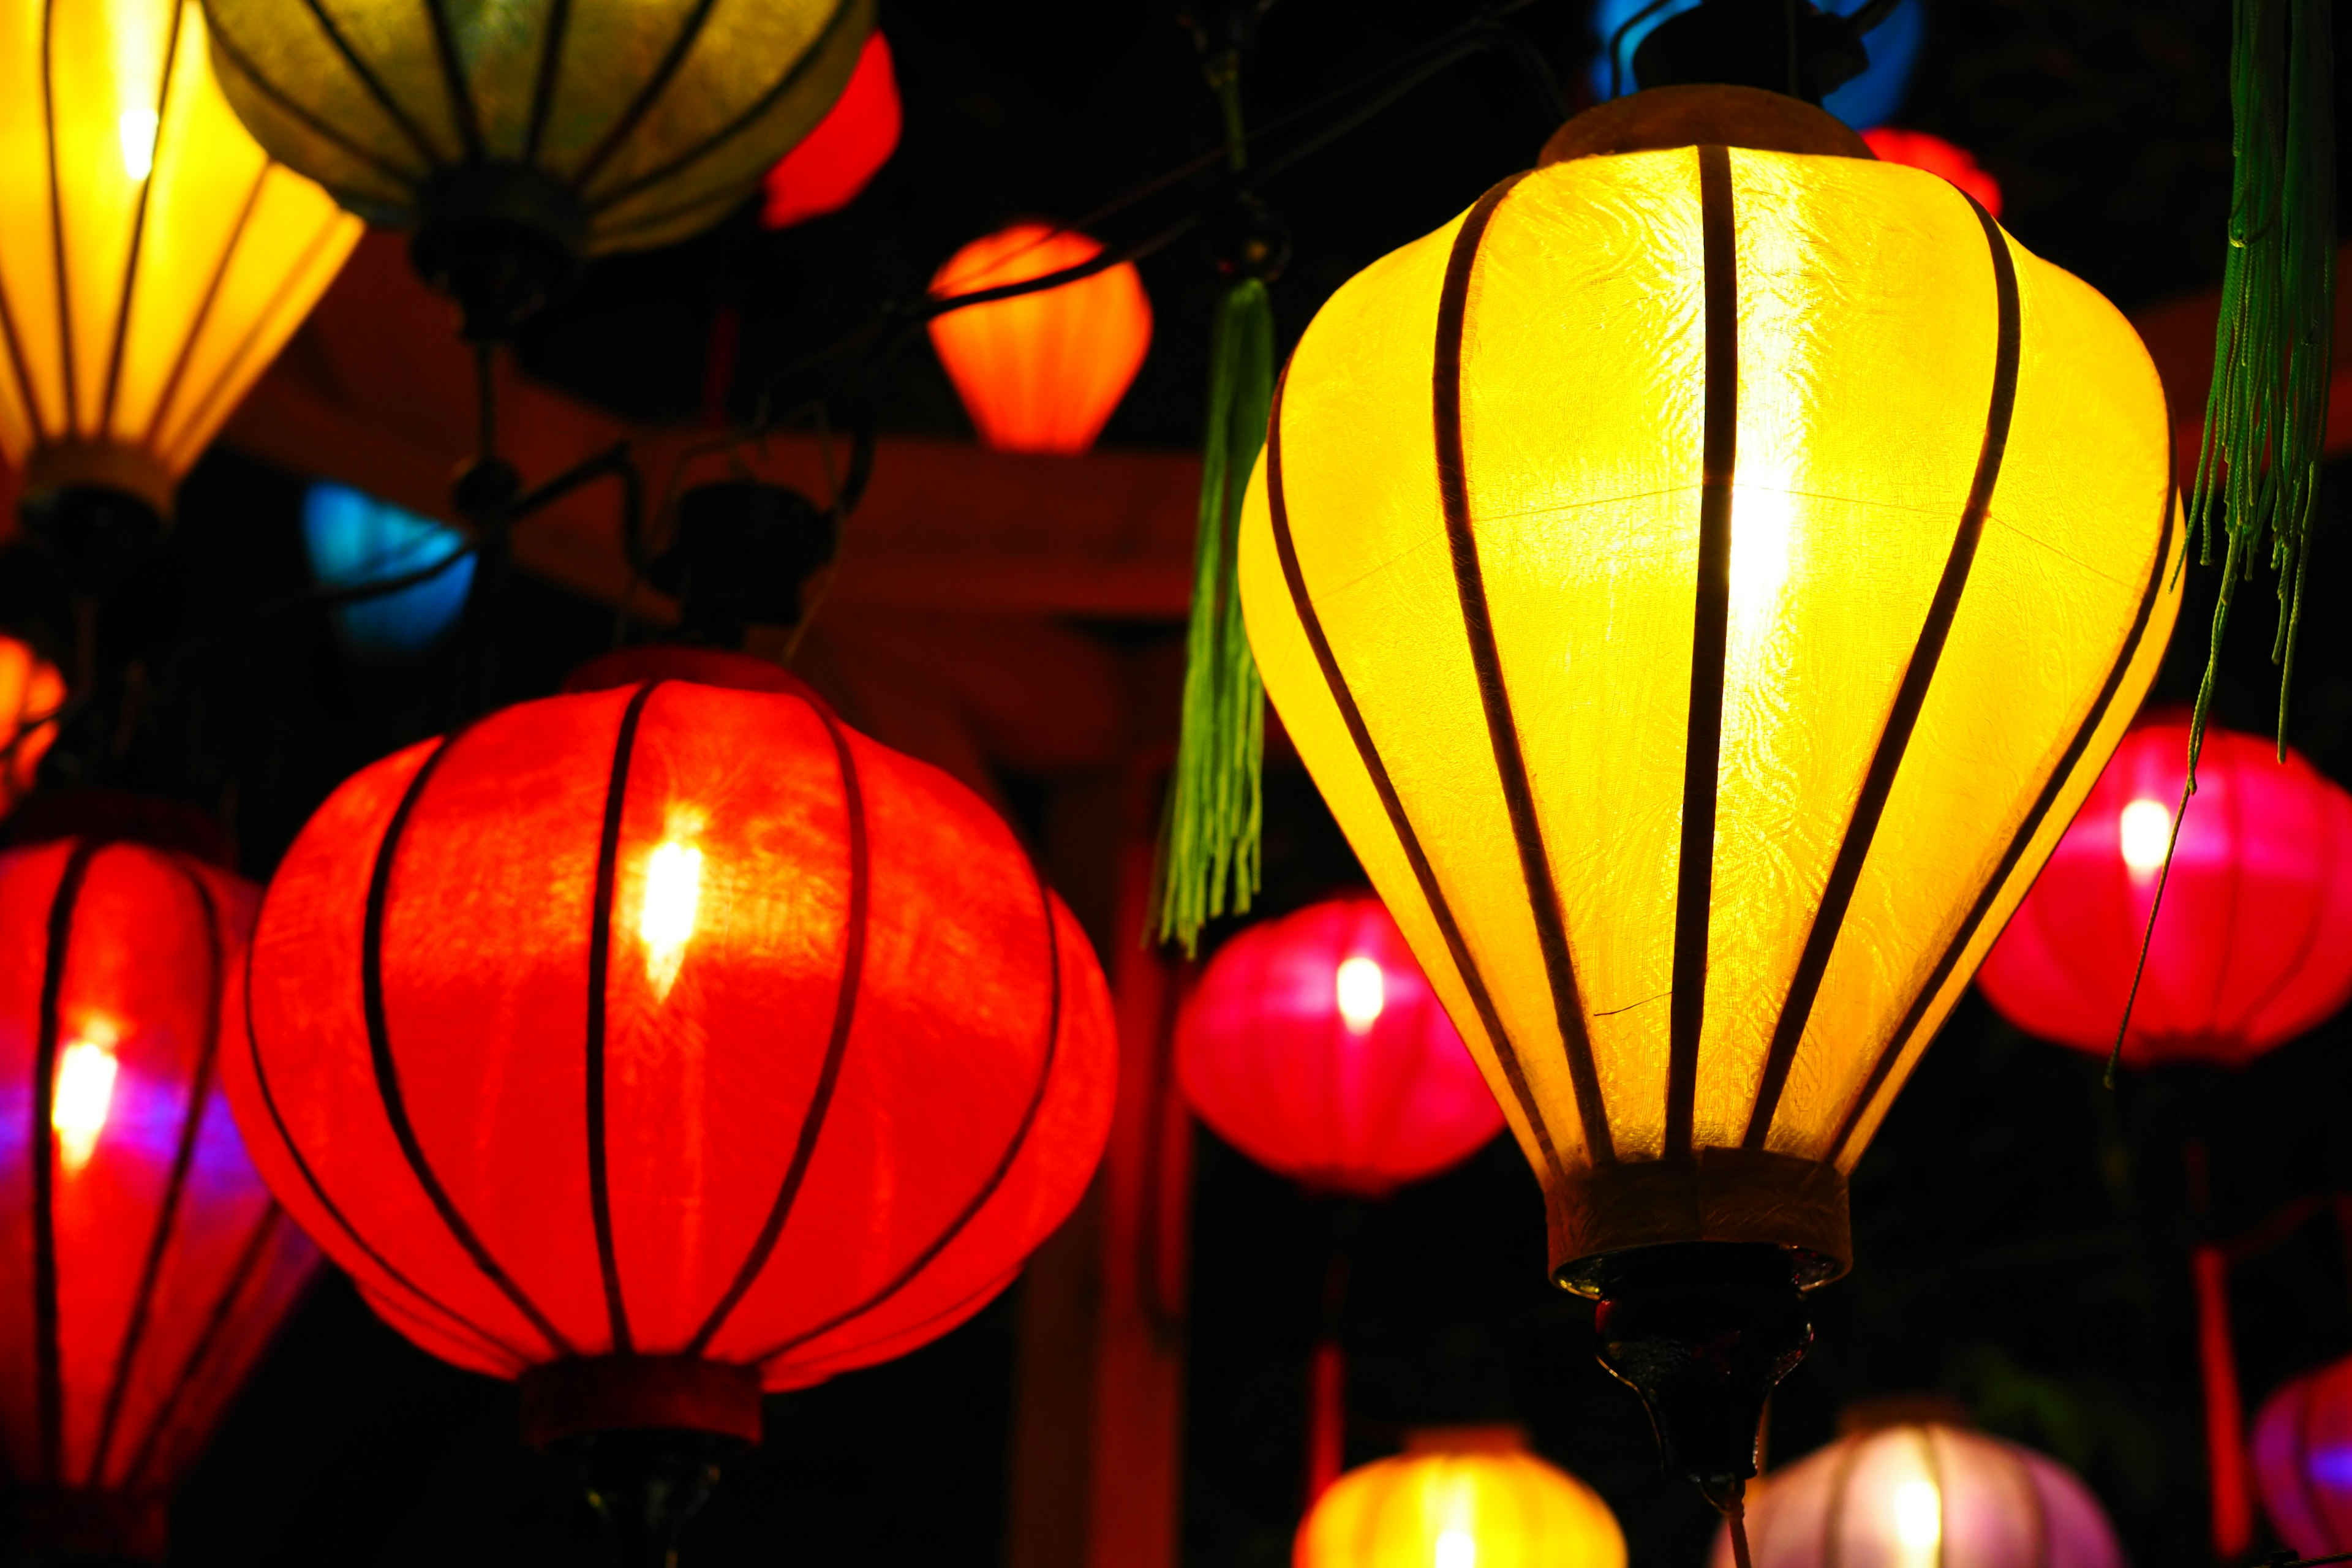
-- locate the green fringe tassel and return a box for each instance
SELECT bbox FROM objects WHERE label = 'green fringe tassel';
[1156,278,1275,954]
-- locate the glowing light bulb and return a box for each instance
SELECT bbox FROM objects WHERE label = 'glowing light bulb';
[1435,1528,1477,1568]
[641,839,705,1000]
[1335,956,1385,1033]
[2119,796,2173,878]
[1893,1479,1942,1551]
[118,107,159,181]
[53,1028,121,1174]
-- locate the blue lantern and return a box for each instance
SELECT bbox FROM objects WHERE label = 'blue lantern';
[301,483,475,658]
[1588,0,1925,130]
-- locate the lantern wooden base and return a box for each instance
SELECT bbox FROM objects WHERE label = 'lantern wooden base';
[12,1487,168,1562]
[519,1357,763,1447]
[1539,84,1875,164]
[1549,1147,1849,1295]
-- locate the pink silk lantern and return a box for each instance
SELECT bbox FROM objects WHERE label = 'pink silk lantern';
[2255,1354,2352,1555]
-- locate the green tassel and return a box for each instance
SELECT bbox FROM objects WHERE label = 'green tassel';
[1156,277,1275,954]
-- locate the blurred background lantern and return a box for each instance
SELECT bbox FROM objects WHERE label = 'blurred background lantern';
[0,825,320,1562]
[226,649,1115,1559]
[761,31,900,231]
[927,222,1154,455]
[300,483,476,660]
[198,0,874,339]
[1239,90,2180,1499]
[2254,1352,2352,1556]
[1709,1408,2125,1568]
[0,639,65,818]
[1295,1425,1626,1568]
[1977,715,2352,1071]
[1588,0,1926,129]
[0,0,360,560]
[1861,129,2002,217]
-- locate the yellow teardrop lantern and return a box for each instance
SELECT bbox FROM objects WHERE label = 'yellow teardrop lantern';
[1238,98,2181,1289]
[0,0,361,524]
[1296,1427,1627,1568]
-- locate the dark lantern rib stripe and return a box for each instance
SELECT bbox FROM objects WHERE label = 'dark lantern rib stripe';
[207,20,419,186]
[586,682,662,1353]
[421,0,484,162]
[1432,172,1616,1165]
[95,4,184,440]
[523,0,574,164]
[157,209,349,462]
[1665,143,1738,1158]
[1264,351,1571,1190]
[752,834,1065,1365]
[1742,192,2021,1150]
[297,0,443,170]
[1827,480,2184,1164]
[116,1204,284,1493]
[136,164,269,454]
[42,0,78,435]
[363,731,576,1357]
[571,0,725,186]
[684,694,871,1356]
[32,842,98,1482]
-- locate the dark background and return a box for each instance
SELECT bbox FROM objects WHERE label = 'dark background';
[28,1,2352,1565]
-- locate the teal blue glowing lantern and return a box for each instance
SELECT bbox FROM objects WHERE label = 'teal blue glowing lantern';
[301,484,475,658]
[1589,0,1924,130]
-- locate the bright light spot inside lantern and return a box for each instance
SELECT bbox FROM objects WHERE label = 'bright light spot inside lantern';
[1731,480,1798,611]
[118,107,159,181]
[1893,1479,1942,1551]
[2119,797,2174,878]
[1434,1528,1477,1568]
[641,840,706,1000]
[1335,956,1385,1034]
[53,1025,121,1174]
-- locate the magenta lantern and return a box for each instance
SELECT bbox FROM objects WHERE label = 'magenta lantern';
[2255,1354,2352,1554]
[1176,894,1503,1198]
[1977,715,2352,1069]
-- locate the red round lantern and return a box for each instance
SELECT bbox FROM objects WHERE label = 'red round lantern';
[0,830,319,1561]
[227,650,1115,1445]
[760,31,900,231]
[1977,715,2352,1069]
[2255,1354,2352,1554]
[1177,894,1503,1197]
[1860,128,2003,218]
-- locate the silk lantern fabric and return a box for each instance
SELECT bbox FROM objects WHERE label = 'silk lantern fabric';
[1297,1426,1627,1568]
[2255,1354,2352,1555]
[1708,1422,2124,1568]
[199,0,872,255]
[0,639,64,816]
[761,30,899,230]
[0,0,360,519]
[1861,129,2002,218]
[228,651,1116,1406]
[927,222,1153,454]
[1978,717,2352,1068]
[1178,894,1504,1196]
[1238,129,2180,1285]
[0,836,319,1560]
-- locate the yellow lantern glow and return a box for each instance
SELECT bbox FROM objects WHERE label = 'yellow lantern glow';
[1296,1427,1627,1568]
[1237,101,2182,1289]
[0,0,361,522]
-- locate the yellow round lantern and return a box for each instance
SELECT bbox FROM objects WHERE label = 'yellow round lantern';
[1237,86,2180,1489]
[1296,1426,1626,1568]
[198,0,872,333]
[0,0,361,530]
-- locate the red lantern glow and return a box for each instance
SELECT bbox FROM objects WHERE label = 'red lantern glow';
[927,222,1153,454]
[2255,1354,2352,1554]
[1861,128,2003,218]
[1977,717,2352,1069]
[0,834,319,1561]
[1177,894,1503,1198]
[227,651,1115,1442]
[760,31,900,230]
[0,637,63,816]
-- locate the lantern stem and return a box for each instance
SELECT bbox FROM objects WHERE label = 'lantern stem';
[1588,1242,1812,1494]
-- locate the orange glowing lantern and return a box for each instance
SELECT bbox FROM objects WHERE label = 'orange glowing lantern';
[0,637,64,815]
[1297,1427,1626,1568]
[927,222,1153,454]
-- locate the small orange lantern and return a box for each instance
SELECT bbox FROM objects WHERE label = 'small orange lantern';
[1297,1427,1626,1568]
[1,636,64,815]
[927,223,1153,454]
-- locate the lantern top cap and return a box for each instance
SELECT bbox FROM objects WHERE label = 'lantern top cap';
[562,646,828,706]
[1834,1392,1974,1437]
[1403,1423,1530,1457]
[1540,85,1876,164]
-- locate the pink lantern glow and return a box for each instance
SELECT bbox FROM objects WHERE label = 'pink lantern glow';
[1977,715,2352,1069]
[2255,1354,2352,1554]
[1176,894,1504,1198]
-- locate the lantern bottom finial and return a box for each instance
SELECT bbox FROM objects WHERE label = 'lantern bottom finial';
[412,162,590,341]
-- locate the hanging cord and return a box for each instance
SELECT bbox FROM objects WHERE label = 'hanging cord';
[1712,1479,1757,1568]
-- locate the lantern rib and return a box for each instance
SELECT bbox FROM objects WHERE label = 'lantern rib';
[88,859,227,1485]
[238,929,533,1368]
[30,843,98,1484]
[0,230,39,442]
[583,0,863,214]
[1741,194,2019,1153]
[1264,364,1569,1193]
[208,17,425,185]
[95,6,187,443]
[522,0,575,164]
[747,842,1063,1368]
[2019,1430,2052,1568]
[40,0,78,435]
[1666,144,1740,1159]
[1826,495,2185,1166]
[135,163,271,456]
[114,1204,286,1493]
[583,682,661,1354]
[684,694,871,1357]
[1431,171,1615,1165]
[570,0,725,188]
[420,0,485,163]
[361,735,578,1358]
